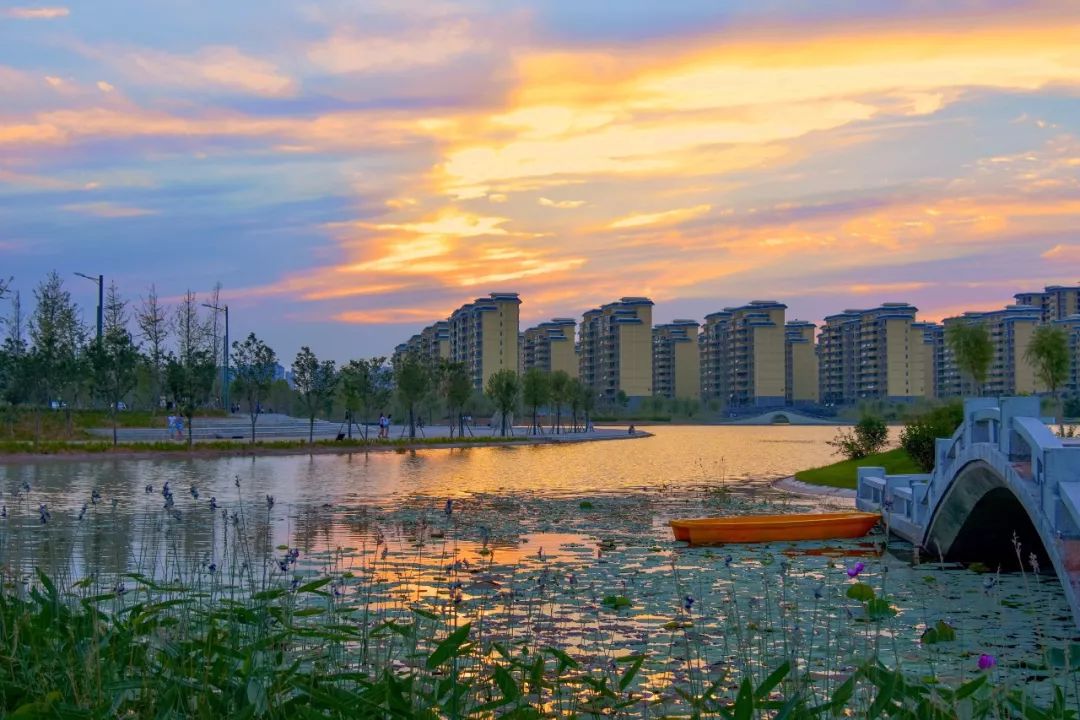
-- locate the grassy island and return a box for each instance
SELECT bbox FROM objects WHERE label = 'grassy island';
[794,447,921,489]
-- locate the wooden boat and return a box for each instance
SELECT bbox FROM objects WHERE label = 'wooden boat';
[670,512,881,545]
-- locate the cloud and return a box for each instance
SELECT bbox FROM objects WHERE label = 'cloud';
[538,197,585,209]
[106,46,296,97]
[5,6,68,19]
[96,81,115,93]
[308,20,480,74]
[1042,243,1080,263]
[609,204,711,229]
[61,202,156,218]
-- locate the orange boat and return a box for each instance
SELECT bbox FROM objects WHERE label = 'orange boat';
[670,512,881,545]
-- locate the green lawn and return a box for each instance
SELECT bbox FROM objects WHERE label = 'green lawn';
[794,447,922,489]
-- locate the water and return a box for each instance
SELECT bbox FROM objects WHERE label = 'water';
[1,425,1077,698]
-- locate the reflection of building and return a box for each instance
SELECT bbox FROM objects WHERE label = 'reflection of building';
[940,305,1042,397]
[1015,284,1080,323]
[448,293,521,390]
[652,320,700,400]
[579,297,654,401]
[784,320,818,405]
[521,318,578,376]
[727,301,786,407]
[699,311,732,407]
[817,303,927,404]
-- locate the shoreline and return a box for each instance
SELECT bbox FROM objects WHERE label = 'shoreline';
[772,475,856,503]
[0,429,653,465]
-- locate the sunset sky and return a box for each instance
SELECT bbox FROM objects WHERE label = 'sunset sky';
[2,0,1079,361]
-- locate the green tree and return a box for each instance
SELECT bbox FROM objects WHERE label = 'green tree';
[292,346,338,443]
[88,319,140,446]
[230,332,277,443]
[339,357,387,441]
[548,370,570,434]
[567,378,584,432]
[828,415,889,460]
[394,353,429,440]
[485,369,520,436]
[1025,324,1070,434]
[29,271,86,437]
[900,402,964,471]
[579,382,597,432]
[165,350,216,446]
[946,322,993,396]
[136,285,168,413]
[0,290,27,437]
[521,369,550,435]
[441,361,473,438]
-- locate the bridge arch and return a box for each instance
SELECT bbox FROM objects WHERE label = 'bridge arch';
[924,460,1050,571]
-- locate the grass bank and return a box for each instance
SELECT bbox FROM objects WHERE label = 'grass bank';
[794,447,921,489]
[0,408,228,442]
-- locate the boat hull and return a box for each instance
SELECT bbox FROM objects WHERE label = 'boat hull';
[670,512,880,545]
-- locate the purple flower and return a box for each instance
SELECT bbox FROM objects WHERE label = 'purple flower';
[847,562,865,578]
[978,654,996,671]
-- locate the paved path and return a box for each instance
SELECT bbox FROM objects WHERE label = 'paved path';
[772,475,856,503]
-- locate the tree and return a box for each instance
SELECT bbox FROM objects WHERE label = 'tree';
[521,369,550,435]
[0,290,27,437]
[136,285,169,413]
[394,353,429,440]
[900,402,964,471]
[567,378,584,432]
[292,346,338,443]
[579,382,597,432]
[230,333,277,443]
[88,322,140,446]
[165,350,216,446]
[946,322,993,396]
[828,415,889,460]
[548,370,570,434]
[102,281,128,336]
[485,369,520,437]
[340,357,387,441]
[29,272,85,437]
[442,361,472,438]
[1025,324,1070,434]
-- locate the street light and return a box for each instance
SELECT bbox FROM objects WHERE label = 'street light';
[202,303,229,412]
[74,272,103,343]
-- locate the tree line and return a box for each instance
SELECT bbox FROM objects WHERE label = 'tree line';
[0,272,607,448]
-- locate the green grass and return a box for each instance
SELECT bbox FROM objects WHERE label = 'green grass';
[795,447,922,489]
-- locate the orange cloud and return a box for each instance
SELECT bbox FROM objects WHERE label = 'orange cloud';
[308,20,481,74]
[5,6,68,19]
[1043,244,1080,263]
[109,46,296,97]
[609,204,711,229]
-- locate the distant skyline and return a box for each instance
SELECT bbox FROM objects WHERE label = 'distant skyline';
[3,1,1080,363]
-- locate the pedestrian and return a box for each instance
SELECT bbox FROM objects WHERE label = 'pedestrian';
[166,414,175,440]
[378,414,386,438]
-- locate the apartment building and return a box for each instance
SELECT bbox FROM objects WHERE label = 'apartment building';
[699,311,732,407]
[817,303,927,404]
[913,322,943,400]
[784,320,819,405]
[522,318,578,377]
[1055,315,1080,396]
[1015,284,1080,323]
[652,320,701,400]
[447,292,521,390]
[939,305,1042,396]
[578,297,653,401]
[392,320,448,369]
[727,301,786,408]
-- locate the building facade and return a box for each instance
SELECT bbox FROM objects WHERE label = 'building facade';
[1055,315,1080,397]
[817,303,927,404]
[521,318,578,377]
[1016,284,1080,323]
[939,305,1042,397]
[699,311,732,408]
[447,293,521,390]
[727,301,786,408]
[652,320,701,400]
[784,320,819,405]
[578,297,653,401]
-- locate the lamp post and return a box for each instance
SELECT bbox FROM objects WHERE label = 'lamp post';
[74,272,103,343]
[202,303,229,412]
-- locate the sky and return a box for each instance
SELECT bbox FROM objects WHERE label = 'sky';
[2,0,1079,362]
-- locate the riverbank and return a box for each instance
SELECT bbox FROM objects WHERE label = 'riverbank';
[0,427,650,464]
[790,447,920,490]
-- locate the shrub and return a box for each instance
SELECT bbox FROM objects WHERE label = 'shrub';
[900,402,964,471]
[828,415,888,460]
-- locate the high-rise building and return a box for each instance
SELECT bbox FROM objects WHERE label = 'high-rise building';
[652,320,700,400]
[1015,284,1080,323]
[940,305,1042,396]
[578,297,653,401]
[522,318,578,377]
[727,301,786,407]
[448,292,521,390]
[784,320,819,405]
[392,320,450,369]
[817,303,927,404]
[913,322,943,400]
[699,311,732,408]
[1054,315,1080,397]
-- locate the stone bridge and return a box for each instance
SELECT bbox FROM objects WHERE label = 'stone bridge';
[856,397,1080,628]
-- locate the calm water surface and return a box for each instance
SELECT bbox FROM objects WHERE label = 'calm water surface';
[1,425,1076,699]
